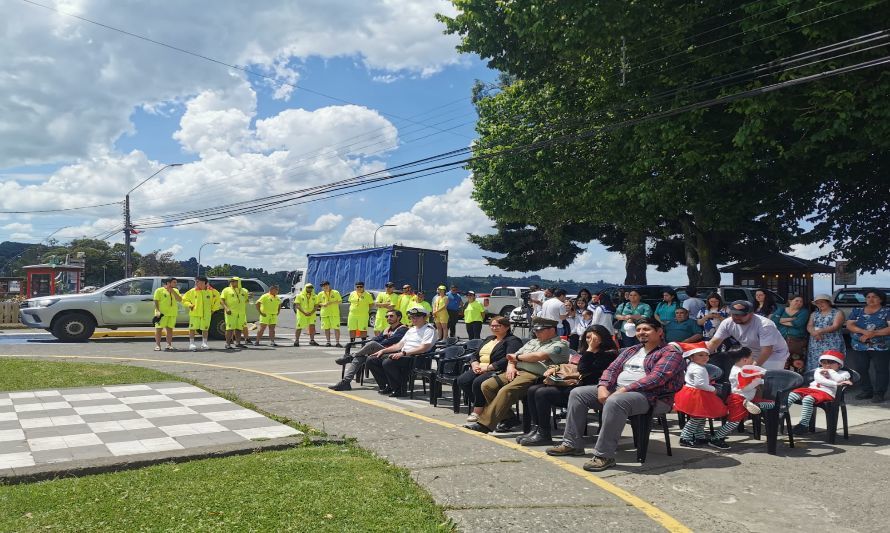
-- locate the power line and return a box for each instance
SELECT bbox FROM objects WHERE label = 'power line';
[0,200,121,214]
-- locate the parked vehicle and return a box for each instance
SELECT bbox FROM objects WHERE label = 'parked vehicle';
[484,286,529,318]
[675,286,786,306]
[19,276,268,342]
[602,285,674,309]
[832,287,890,336]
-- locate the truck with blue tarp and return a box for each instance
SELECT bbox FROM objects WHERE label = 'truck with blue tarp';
[305,245,448,298]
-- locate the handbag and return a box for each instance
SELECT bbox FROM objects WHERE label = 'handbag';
[543,363,581,387]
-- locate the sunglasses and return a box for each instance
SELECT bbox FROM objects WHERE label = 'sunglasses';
[385,314,397,318]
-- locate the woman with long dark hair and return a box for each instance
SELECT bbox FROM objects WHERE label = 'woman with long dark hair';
[754,289,777,317]
[517,325,619,446]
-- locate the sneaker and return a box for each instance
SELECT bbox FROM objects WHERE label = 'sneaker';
[582,455,616,472]
[225,344,233,350]
[792,423,811,436]
[463,422,490,433]
[293,341,300,347]
[708,438,731,450]
[164,345,174,351]
[253,340,261,346]
[466,413,479,423]
[744,400,762,415]
[188,343,197,352]
[545,444,585,457]
[334,356,353,365]
[154,346,161,351]
[270,342,278,347]
[329,380,352,391]
[679,438,699,448]
[325,342,332,347]
[309,340,320,346]
[201,342,209,350]
[335,343,343,348]
[377,387,392,395]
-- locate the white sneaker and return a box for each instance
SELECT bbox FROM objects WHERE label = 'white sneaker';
[744,400,762,415]
[201,342,209,350]
[466,413,479,422]
[189,343,197,352]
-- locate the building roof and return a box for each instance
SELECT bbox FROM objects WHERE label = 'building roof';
[22,264,85,271]
[720,253,834,274]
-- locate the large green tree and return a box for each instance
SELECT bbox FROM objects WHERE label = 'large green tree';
[442,0,890,281]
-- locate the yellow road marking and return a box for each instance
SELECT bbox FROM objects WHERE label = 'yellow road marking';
[4,353,690,532]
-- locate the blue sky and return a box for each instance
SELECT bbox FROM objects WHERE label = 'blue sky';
[0,0,886,292]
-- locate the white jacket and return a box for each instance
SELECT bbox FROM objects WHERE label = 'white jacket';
[808,369,851,398]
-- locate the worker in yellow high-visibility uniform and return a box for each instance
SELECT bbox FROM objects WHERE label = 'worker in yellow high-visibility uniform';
[255,285,281,346]
[220,276,249,349]
[317,281,343,347]
[431,285,449,341]
[415,290,433,319]
[398,284,415,326]
[347,281,374,342]
[294,283,319,347]
[374,282,399,334]
[181,275,219,351]
[153,277,182,351]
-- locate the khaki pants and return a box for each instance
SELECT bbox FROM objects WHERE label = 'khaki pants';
[477,370,540,429]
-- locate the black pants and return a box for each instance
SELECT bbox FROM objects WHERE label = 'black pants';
[447,310,461,337]
[367,356,412,393]
[466,321,483,340]
[456,369,495,407]
[853,348,890,396]
[526,383,572,438]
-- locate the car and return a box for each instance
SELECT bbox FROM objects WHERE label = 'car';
[675,286,786,306]
[485,286,529,318]
[19,276,268,342]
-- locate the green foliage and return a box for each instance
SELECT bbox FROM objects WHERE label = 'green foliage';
[442,0,890,277]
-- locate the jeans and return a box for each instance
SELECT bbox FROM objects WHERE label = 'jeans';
[342,341,384,382]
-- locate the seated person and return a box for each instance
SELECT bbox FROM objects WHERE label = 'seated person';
[457,316,524,423]
[546,317,685,472]
[463,317,570,434]
[366,306,436,397]
[518,325,619,446]
[664,308,703,343]
[329,310,408,391]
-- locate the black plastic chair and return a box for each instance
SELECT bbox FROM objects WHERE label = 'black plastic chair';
[753,369,804,455]
[629,402,672,463]
[463,338,485,353]
[427,346,469,409]
[339,340,370,384]
[799,367,860,444]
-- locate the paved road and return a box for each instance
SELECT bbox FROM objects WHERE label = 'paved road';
[2,316,889,532]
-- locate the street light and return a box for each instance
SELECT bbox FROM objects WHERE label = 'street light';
[197,242,220,276]
[124,163,183,277]
[373,224,396,247]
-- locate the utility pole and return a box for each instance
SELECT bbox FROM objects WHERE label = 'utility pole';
[124,196,132,278]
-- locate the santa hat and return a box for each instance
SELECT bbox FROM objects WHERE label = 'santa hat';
[672,341,709,358]
[819,350,845,366]
[737,364,766,390]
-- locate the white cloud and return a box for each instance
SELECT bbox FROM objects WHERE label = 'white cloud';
[0,0,462,167]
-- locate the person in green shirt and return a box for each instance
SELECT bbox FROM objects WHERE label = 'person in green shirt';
[220,277,250,349]
[663,308,703,343]
[153,277,182,351]
[374,282,399,334]
[294,283,319,347]
[254,285,281,346]
[181,275,219,351]
[347,281,374,342]
[463,291,486,340]
[317,281,343,347]
[414,290,433,320]
[398,285,415,326]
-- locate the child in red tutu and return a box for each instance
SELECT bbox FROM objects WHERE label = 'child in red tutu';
[706,348,775,450]
[674,342,728,448]
[788,350,852,435]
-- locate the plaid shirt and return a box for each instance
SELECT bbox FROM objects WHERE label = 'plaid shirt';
[598,342,685,406]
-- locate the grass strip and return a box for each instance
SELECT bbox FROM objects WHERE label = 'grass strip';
[0,444,453,532]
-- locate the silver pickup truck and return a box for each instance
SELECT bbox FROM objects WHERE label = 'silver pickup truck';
[19,276,268,342]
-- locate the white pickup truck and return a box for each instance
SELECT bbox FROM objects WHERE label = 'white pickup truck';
[484,286,529,318]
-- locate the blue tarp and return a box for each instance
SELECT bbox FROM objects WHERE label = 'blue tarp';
[306,247,393,295]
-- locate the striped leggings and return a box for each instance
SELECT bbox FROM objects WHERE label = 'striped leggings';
[787,392,817,427]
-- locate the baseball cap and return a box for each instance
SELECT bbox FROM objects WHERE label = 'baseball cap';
[305,283,314,289]
[437,285,446,290]
[729,300,753,315]
[229,276,240,282]
[385,282,395,287]
[467,290,476,296]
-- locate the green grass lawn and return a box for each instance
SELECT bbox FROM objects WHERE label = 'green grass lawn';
[0,359,452,532]
[0,359,176,391]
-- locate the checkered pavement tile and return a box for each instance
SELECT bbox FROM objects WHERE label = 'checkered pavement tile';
[0,382,301,471]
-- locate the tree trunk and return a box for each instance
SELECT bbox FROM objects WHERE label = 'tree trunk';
[623,231,647,284]
[696,230,721,286]
[678,216,701,287]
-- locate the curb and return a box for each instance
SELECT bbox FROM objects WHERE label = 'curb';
[0,435,344,485]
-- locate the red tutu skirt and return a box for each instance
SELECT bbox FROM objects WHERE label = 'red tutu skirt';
[673,385,728,419]
[726,393,770,422]
[791,387,834,404]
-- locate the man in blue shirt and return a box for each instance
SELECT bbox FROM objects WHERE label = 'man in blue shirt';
[446,285,464,337]
[664,308,704,343]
